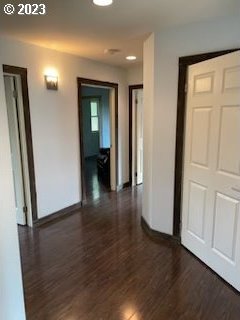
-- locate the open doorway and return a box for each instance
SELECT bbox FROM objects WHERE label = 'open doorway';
[3,65,37,227]
[129,85,143,186]
[77,78,118,202]
[82,87,111,200]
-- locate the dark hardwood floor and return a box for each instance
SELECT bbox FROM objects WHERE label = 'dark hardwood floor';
[18,187,240,320]
[84,156,110,201]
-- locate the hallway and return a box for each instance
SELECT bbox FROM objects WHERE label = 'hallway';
[18,187,240,320]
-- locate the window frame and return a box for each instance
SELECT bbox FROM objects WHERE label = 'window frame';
[90,99,100,133]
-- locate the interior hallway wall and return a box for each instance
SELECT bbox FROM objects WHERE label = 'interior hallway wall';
[143,15,240,235]
[0,37,128,219]
[127,64,143,85]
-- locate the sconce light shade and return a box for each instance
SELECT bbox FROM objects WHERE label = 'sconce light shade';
[45,75,58,90]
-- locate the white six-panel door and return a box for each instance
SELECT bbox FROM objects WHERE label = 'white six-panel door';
[181,51,240,291]
[4,75,27,225]
[136,89,143,185]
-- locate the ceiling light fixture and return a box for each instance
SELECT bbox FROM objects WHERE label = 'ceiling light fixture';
[104,49,121,55]
[93,0,113,6]
[126,56,137,61]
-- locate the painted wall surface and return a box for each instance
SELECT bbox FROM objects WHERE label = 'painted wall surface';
[142,34,155,226]
[82,99,100,158]
[82,86,110,150]
[0,37,128,218]
[0,74,26,319]
[127,64,143,85]
[143,15,240,235]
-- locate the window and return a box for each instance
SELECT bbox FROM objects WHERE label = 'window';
[90,101,99,132]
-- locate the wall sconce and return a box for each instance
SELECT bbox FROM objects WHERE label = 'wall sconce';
[44,68,58,90]
[45,75,58,90]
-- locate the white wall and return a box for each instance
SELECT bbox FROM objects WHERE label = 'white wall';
[127,64,143,85]
[143,15,240,234]
[0,75,26,319]
[0,37,128,218]
[142,34,155,225]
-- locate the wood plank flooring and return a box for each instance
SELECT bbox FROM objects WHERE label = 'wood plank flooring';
[18,187,240,320]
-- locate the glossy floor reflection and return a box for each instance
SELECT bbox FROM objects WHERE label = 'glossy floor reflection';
[84,156,110,201]
[18,187,240,320]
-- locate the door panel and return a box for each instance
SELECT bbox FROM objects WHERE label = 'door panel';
[187,181,207,242]
[131,88,144,186]
[212,192,239,263]
[136,89,143,185]
[4,76,26,225]
[193,72,214,94]
[109,88,116,191]
[223,66,240,91]
[190,107,211,167]
[218,105,240,176]
[182,51,240,291]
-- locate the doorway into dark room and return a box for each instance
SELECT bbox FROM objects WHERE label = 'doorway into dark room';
[81,85,111,201]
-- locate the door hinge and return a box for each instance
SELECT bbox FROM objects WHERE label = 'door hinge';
[23,206,28,214]
[135,99,138,105]
[13,90,18,99]
[185,83,188,94]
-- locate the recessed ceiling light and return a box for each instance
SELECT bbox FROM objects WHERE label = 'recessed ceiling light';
[93,0,113,6]
[126,56,137,61]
